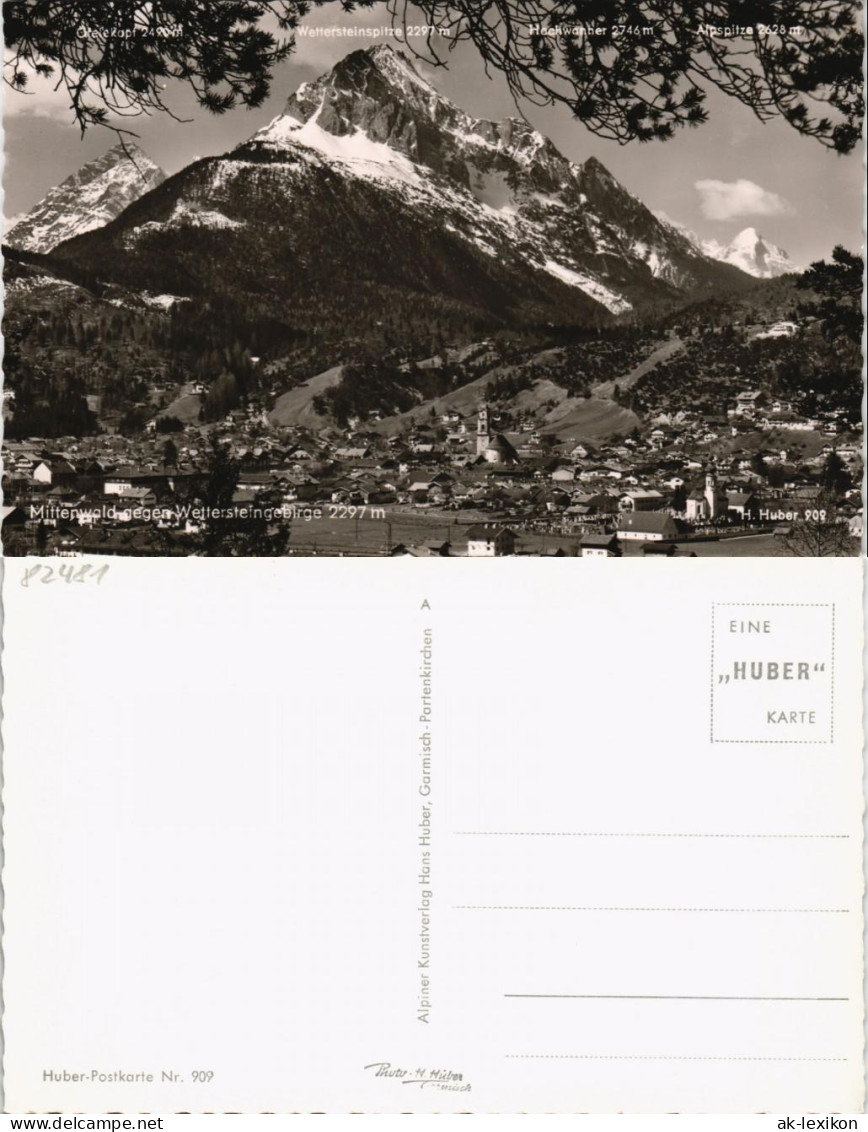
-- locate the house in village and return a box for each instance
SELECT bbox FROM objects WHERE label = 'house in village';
[334,446,371,461]
[580,532,622,557]
[731,390,766,418]
[103,468,170,496]
[617,512,681,542]
[391,540,452,557]
[727,491,758,521]
[619,489,664,512]
[407,482,431,504]
[465,525,516,557]
[551,465,577,484]
[1,505,28,531]
[32,459,77,487]
[113,489,158,520]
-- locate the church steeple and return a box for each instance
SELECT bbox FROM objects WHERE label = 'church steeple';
[476,404,490,456]
[704,467,721,519]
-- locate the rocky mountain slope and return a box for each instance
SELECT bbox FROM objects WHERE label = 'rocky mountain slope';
[249,45,748,306]
[40,44,750,339]
[6,143,166,253]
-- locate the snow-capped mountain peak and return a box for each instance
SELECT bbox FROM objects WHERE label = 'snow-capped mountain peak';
[711,227,794,277]
[6,142,166,253]
[22,45,755,330]
[235,45,746,314]
[254,44,560,183]
[651,213,796,279]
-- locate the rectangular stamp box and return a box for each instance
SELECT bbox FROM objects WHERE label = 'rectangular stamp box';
[710,603,835,744]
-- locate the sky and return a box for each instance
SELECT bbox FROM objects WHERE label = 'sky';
[2,4,863,266]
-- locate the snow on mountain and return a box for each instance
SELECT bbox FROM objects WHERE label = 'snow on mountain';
[41,46,751,329]
[238,44,743,313]
[653,211,796,279]
[704,227,795,278]
[6,143,165,253]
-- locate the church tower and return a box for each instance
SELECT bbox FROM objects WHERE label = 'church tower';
[476,404,490,456]
[704,470,720,519]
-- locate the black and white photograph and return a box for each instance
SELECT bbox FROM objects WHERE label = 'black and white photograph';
[2,0,863,557]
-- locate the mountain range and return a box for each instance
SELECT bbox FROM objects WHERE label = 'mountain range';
[7,44,778,341]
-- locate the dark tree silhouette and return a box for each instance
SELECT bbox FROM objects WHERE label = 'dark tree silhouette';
[3,0,298,133]
[780,493,854,556]
[196,435,290,555]
[670,483,687,511]
[794,246,863,423]
[750,453,767,478]
[797,246,864,343]
[3,0,862,151]
[819,449,849,495]
[413,0,863,152]
[5,366,99,438]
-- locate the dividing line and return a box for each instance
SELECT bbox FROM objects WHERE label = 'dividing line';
[506,1055,848,1062]
[505,994,848,1002]
[454,831,849,839]
[455,905,850,913]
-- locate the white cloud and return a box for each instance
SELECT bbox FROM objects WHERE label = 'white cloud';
[694,178,794,221]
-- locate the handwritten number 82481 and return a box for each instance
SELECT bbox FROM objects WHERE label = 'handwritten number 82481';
[21,563,110,587]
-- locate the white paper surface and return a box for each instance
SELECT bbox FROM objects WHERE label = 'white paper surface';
[1,557,863,1113]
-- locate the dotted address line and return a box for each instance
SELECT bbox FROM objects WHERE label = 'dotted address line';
[507,1055,847,1062]
[456,906,849,913]
[454,831,848,839]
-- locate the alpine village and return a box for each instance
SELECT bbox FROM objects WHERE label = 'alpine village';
[3,46,862,558]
